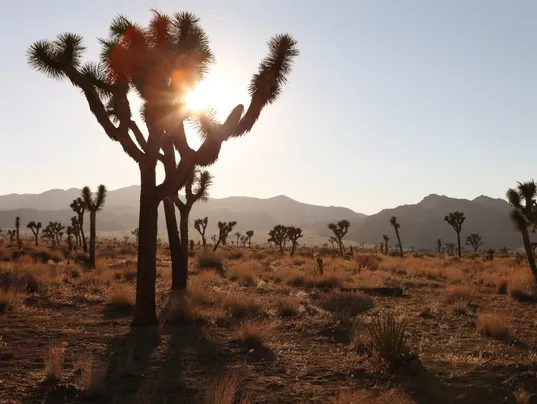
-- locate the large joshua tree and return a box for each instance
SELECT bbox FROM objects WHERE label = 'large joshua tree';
[82,185,107,269]
[328,220,350,255]
[27,221,42,247]
[168,169,212,290]
[28,10,298,326]
[70,198,88,252]
[506,181,537,279]
[389,216,404,257]
[444,212,465,257]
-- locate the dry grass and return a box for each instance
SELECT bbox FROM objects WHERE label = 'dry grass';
[203,372,250,404]
[76,355,105,396]
[319,291,373,318]
[0,287,19,312]
[331,387,415,403]
[476,312,513,341]
[43,344,66,381]
[232,320,271,347]
[108,288,135,311]
[274,295,300,318]
[221,294,263,319]
[444,285,475,304]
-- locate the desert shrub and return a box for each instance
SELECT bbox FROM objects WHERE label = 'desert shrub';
[274,295,300,318]
[118,245,137,256]
[203,372,250,404]
[314,275,343,289]
[0,288,19,313]
[319,291,373,318]
[232,320,270,347]
[495,278,508,294]
[476,313,512,341]
[44,344,66,381]
[228,251,243,260]
[108,289,135,311]
[198,252,224,271]
[367,313,408,367]
[221,295,263,319]
[507,281,536,302]
[444,285,475,304]
[331,388,415,404]
[355,254,382,270]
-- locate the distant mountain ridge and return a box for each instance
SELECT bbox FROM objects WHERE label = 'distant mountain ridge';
[0,187,527,249]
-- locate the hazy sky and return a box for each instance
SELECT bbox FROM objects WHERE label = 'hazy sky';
[1,1,536,214]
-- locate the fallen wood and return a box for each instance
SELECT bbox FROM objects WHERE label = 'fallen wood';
[339,287,404,297]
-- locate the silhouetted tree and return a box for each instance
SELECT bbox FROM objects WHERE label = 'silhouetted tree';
[27,221,42,247]
[71,216,81,247]
[235,232,241,247]
[213,221,237,251]
[499,247,510,256]
[7,230,16,244]
[437,238,443,253]
[389,216,404,257]
[445,243,456,255]
[328,219,350,255]
[15,217,20,245]
[170,170,212,290]
[66,226,74,251]
[246,230,254,248]
[382,234,389,255]
[70,198,87,252]
[42,221,64,247]
[82,185,107,269]
[444,212,465,257]
[287,226,303,256]
[268,225,289,253]
[465,233,483,253]
[28,10,298,326]
[328,236,337,250]
[194,217,209,250]
[506,181,537,279]
[240,235,248,248]
[379,242,385,255]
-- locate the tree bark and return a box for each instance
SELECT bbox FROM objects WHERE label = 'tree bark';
[521,228,537,280]
[163,198,185,291]
[395,229,404,257]
[456,231,462,257]
[89,210,96,269]
[178,205,191,289]
[132,165,159,326]
[79,213,88,253]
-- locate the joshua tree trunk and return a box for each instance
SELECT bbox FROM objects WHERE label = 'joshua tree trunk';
[80,215,88,253]
[338,240,343,256]
[290,242,297,256]
[67,235,73,251]
[456,231,462,258]
[132,166,159,326]
[34,233,39,247]
[178,205,191,289]
[163,198,185,291]
[395,229,404,257]
[521,228,537,280]
[89,211,96,269]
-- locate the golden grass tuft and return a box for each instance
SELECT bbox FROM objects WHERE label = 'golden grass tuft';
[43,344,66,381]
[0,287,20,313]
[476,312,512,341]
[108,288,135,311]
[331,387,415,404]
[274,295,300,318]
[232,320,271,347]
[444,285,475,304]
[319,291,373,318]
[203,372,251,404]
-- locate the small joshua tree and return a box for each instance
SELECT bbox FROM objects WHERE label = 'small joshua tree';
[7,230,16,245]
[328,236,337,250]
[131,228,139,243]
[235,232,241,247]
[389,216,404,257]
[328,219,350,255]
[499,247,510,256]
[194,217,209,250]
[465,233,483,253]
[71,217,81,247]
[66,226,74,251]
[42,222,64,247]
[240,235,248,248]
[213,221,237,252]
[445,243,456,255]
[27,221,42,247]
[287,226,303,256]
[382,234,390,255]
[506,181,537,279]
[70,198,88,253]
[444,212,466,257]
[246,230,254,248]
[171,170,212,290]
[437,238,443,253]
[379,242,385,255]
[15,217,20,245]
[268,225,289,254]
[82,185,107,269]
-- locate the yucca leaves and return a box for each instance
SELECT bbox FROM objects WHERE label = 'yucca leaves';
[81,185,107,212]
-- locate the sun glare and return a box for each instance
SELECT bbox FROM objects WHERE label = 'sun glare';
[183,70,241,120]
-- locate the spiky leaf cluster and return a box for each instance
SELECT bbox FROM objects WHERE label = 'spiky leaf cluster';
[444,212,465,233]
[217,221,237,245]
[82,185,107,212]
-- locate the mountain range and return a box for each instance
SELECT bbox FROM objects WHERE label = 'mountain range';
[0,186,526,250]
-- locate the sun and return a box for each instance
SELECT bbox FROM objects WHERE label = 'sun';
[183,70,240,119]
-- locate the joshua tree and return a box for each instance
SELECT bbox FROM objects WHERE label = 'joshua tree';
[213,221,237,251]
[211,234,217,245]
[445,243,456,255]
[169,170,212,290]
[379,243,385,255]
[15,217,20,245]
[27,221,42,247]
[42,222,64,247]
[131,228,139,243]
[71,217,81,247]
[82,185,107,269]
[235,232,241,247]
[70,198,87,252]
[444,212,466,257]
[382,234,390,255]
[28,10,298,326]
[240,235,248,248]
[486,249,495,261]
[328,219,350,255]
[287,226,303,256]
[66,226,74,251]
[437,238,443,253]
[328,237,337,250]
[246,230,254,248]
[194,217,209,250]
[389,216,404,257]
[499,247,510,256]
[465,233,483,253]
[506,181,537,279]
[268,225,289,253]
[7,230,16,244]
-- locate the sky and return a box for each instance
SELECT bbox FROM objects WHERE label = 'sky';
[1,0,536,215]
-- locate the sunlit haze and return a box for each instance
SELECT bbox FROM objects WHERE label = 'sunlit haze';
[1,0,536,214]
